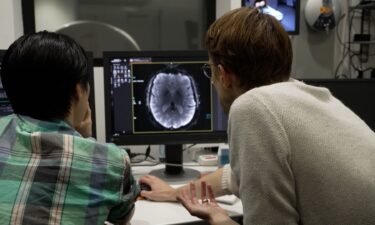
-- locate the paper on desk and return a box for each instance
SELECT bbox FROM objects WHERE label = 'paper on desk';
[215,195,238,205]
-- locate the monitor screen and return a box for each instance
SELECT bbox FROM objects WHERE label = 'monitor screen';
[302,79,375,131]
[0,50,13,116]
[242,0,300,35]
[103,51,227,146]
[103,51,228,182]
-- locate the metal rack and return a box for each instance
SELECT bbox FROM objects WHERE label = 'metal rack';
[347,1,375,78]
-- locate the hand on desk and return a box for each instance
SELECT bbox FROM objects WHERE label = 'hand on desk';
[138,168,227,202]
[138,175,178,202]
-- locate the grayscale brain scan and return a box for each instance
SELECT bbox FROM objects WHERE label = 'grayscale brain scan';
[146,67,199,129]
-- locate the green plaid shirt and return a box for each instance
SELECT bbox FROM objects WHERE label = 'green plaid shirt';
[0,115,140,225]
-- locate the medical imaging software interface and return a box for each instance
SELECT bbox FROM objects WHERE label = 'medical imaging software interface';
[244,0,299,34]
[0,83,12,116]
[0,59,13,117]
[108,56,227,138]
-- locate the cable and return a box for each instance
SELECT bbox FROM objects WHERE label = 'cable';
[335,13,347,47]
[129,145,156,164]
[346,3,375,77]
[145,145,151,158]
[339,6,371,78]
[334,7,365,78]
[183,144,197,152]
[334,50,351,78]
[335,12,349,78]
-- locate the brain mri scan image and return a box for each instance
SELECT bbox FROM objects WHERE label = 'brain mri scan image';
[146,67,199,129]
[131,62,212,133]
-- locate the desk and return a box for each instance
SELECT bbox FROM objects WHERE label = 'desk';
[130,164,243,225]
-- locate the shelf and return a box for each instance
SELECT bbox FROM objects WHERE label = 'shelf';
[350,3,375,9]
[352,41,375,44]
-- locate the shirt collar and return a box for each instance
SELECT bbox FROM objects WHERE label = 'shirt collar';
[16,114,81,136]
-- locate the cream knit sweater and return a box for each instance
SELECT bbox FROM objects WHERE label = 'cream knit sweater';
[222,79,375,225]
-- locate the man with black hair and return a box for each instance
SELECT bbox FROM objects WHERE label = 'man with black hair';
[0,31,139,225]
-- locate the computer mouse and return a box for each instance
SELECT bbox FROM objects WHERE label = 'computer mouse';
[140,183,152,191]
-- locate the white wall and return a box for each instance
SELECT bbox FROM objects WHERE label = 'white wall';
[0,0,23,49]
[291,0,337,78]
[216,0,241,18]
[35,0,77,32]
[93,67,106,142]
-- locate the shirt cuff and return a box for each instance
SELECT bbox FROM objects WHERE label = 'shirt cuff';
[221,164,239,196]
[221,164,233,195]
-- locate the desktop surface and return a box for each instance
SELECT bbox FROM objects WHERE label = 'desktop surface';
[131,163,243,225]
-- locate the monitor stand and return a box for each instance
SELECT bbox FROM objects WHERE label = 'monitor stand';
[149,144,201,183]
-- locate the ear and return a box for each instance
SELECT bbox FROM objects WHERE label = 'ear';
[74,83,84,100]
[218,64,235,89]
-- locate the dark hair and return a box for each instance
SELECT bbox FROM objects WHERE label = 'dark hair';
[205,7,292,89]
[1,31,89,120]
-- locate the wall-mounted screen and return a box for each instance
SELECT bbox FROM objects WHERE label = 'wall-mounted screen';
[242,0,300,35]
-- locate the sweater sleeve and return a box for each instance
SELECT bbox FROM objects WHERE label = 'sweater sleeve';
[228,93,299,225]
[221,164,239,196]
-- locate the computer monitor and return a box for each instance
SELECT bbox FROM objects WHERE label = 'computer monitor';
[302,79,375,131]
[0,50,13,116]
[0,50,96,138]
[103,51,227,182]
[242,0,300,35]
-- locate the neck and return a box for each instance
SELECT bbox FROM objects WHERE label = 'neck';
[64,106,76,128]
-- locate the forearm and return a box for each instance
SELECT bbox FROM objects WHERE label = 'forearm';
[176,168,226,200]
[209,215,240,225]
[139,168,229,202]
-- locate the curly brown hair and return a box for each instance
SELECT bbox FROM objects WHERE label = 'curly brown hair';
[205,7,292,89]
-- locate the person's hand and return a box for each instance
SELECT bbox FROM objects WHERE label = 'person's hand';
[75,104,92,138]
[138,175,178,202]
[177,181,234,225]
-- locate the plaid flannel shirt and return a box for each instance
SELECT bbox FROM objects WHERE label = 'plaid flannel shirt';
[0,115,140,225]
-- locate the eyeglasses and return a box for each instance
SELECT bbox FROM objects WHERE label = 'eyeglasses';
[202,63,212,79]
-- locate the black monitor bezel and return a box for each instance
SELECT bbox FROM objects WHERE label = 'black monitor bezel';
[241,0,301,35]
[103,51,227,146]
[0,50,5,66]
[0,50,5,59]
